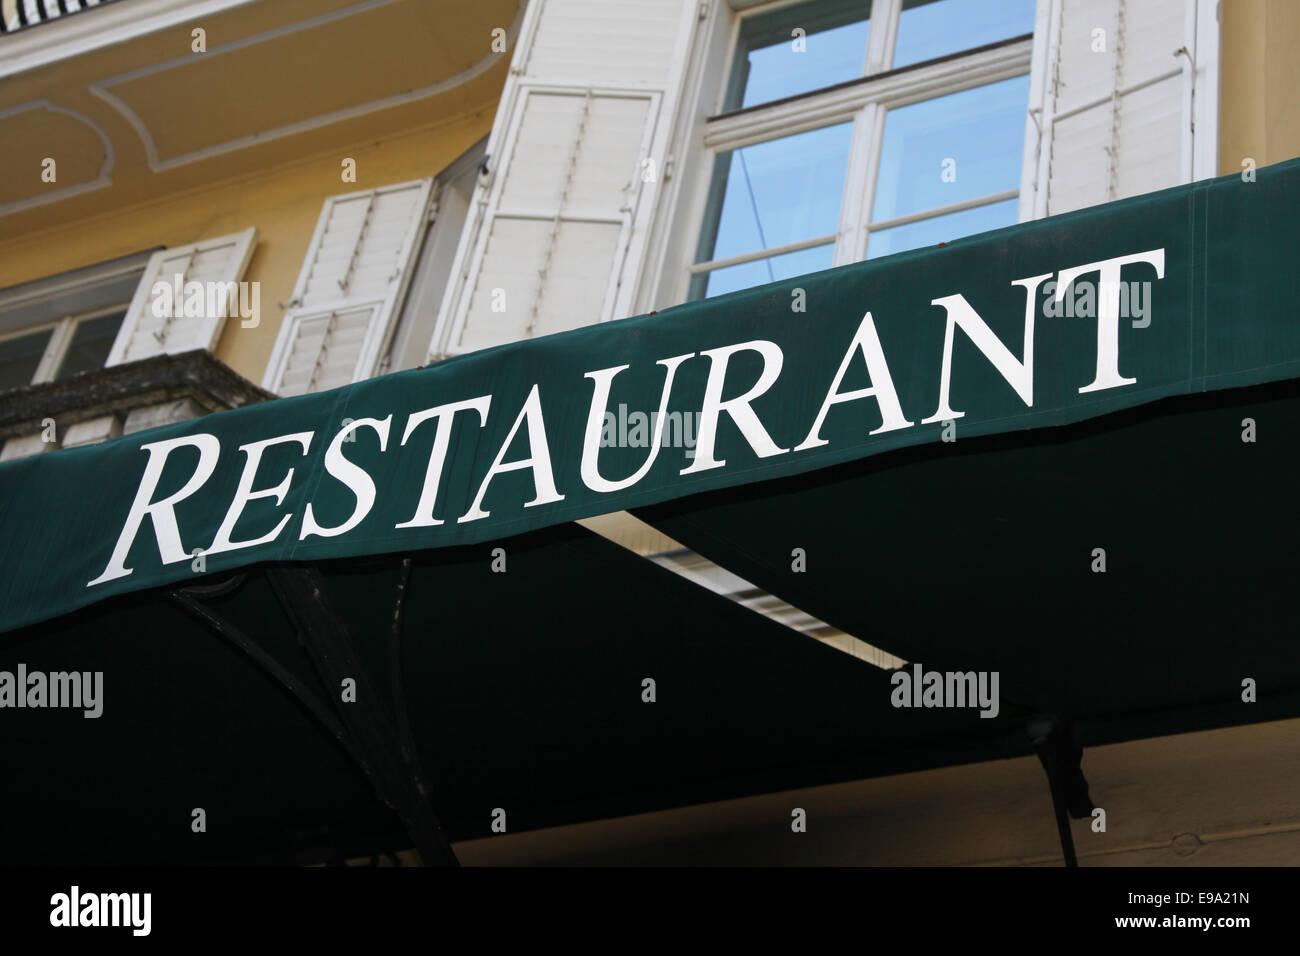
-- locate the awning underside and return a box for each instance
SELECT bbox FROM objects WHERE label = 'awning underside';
[0,519,1022,864]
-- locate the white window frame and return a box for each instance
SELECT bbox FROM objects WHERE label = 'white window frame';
[385,137,488,373]
[680,0,1035,301]
[0,303,130,387]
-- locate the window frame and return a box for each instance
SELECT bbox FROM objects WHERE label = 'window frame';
[0,302,130,388]
[386,135,487,372]
[684,0,1037,300]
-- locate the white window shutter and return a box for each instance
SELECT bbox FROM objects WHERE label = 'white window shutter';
[263,179,433,396]
[1026,0,1218,219]
[106,227,257,365]
[430,0,698,358]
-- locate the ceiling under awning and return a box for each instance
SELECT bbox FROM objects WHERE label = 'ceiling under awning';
[0,521,1025,864]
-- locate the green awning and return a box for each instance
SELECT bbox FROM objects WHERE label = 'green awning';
[2,159,1298,634]
[2,160,1298,865]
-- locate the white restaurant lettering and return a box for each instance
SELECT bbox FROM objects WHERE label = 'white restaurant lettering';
[88,249,1165,587]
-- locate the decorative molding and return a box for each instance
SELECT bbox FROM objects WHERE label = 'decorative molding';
[89,0,526,173]
[0,99,115,218]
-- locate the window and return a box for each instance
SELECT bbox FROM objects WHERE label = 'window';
[867,74,1028,259]
[690,0,1036,299]
[264,138,486,395]
[386,136,486,371]
[725,0,872,110]
[262,181,433,397]
[0,307,128,391]
[0,250,152,392]
[0,308,128,390]
[106,229,258,365]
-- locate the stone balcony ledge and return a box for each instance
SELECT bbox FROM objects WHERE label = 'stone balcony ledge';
[0,348,273,461]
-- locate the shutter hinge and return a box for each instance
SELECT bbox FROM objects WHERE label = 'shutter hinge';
[698,1,709,20]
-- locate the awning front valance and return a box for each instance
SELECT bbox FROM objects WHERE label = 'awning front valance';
[2,159,1297,633]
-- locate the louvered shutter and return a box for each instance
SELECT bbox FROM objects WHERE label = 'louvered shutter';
[106,227,257,365]
[263,179,432,396]
[1027,0,1217,218]
[430,0,697,358]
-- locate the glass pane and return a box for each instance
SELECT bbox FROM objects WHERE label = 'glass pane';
[725,0,871,111]
[697,123,852,266]
[871,75,1029,222]
[55,310,125,381]
[0,328,54,391]
[691,243,835,300]
[894,0,1036,69]
[866,197,1018,259]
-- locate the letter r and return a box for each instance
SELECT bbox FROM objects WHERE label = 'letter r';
[88,434,221,586]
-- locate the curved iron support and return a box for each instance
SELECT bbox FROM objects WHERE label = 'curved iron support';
[266,565,459,867]
[168,589,362,768]
[170,561,459,866]
[388,557,430,794]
